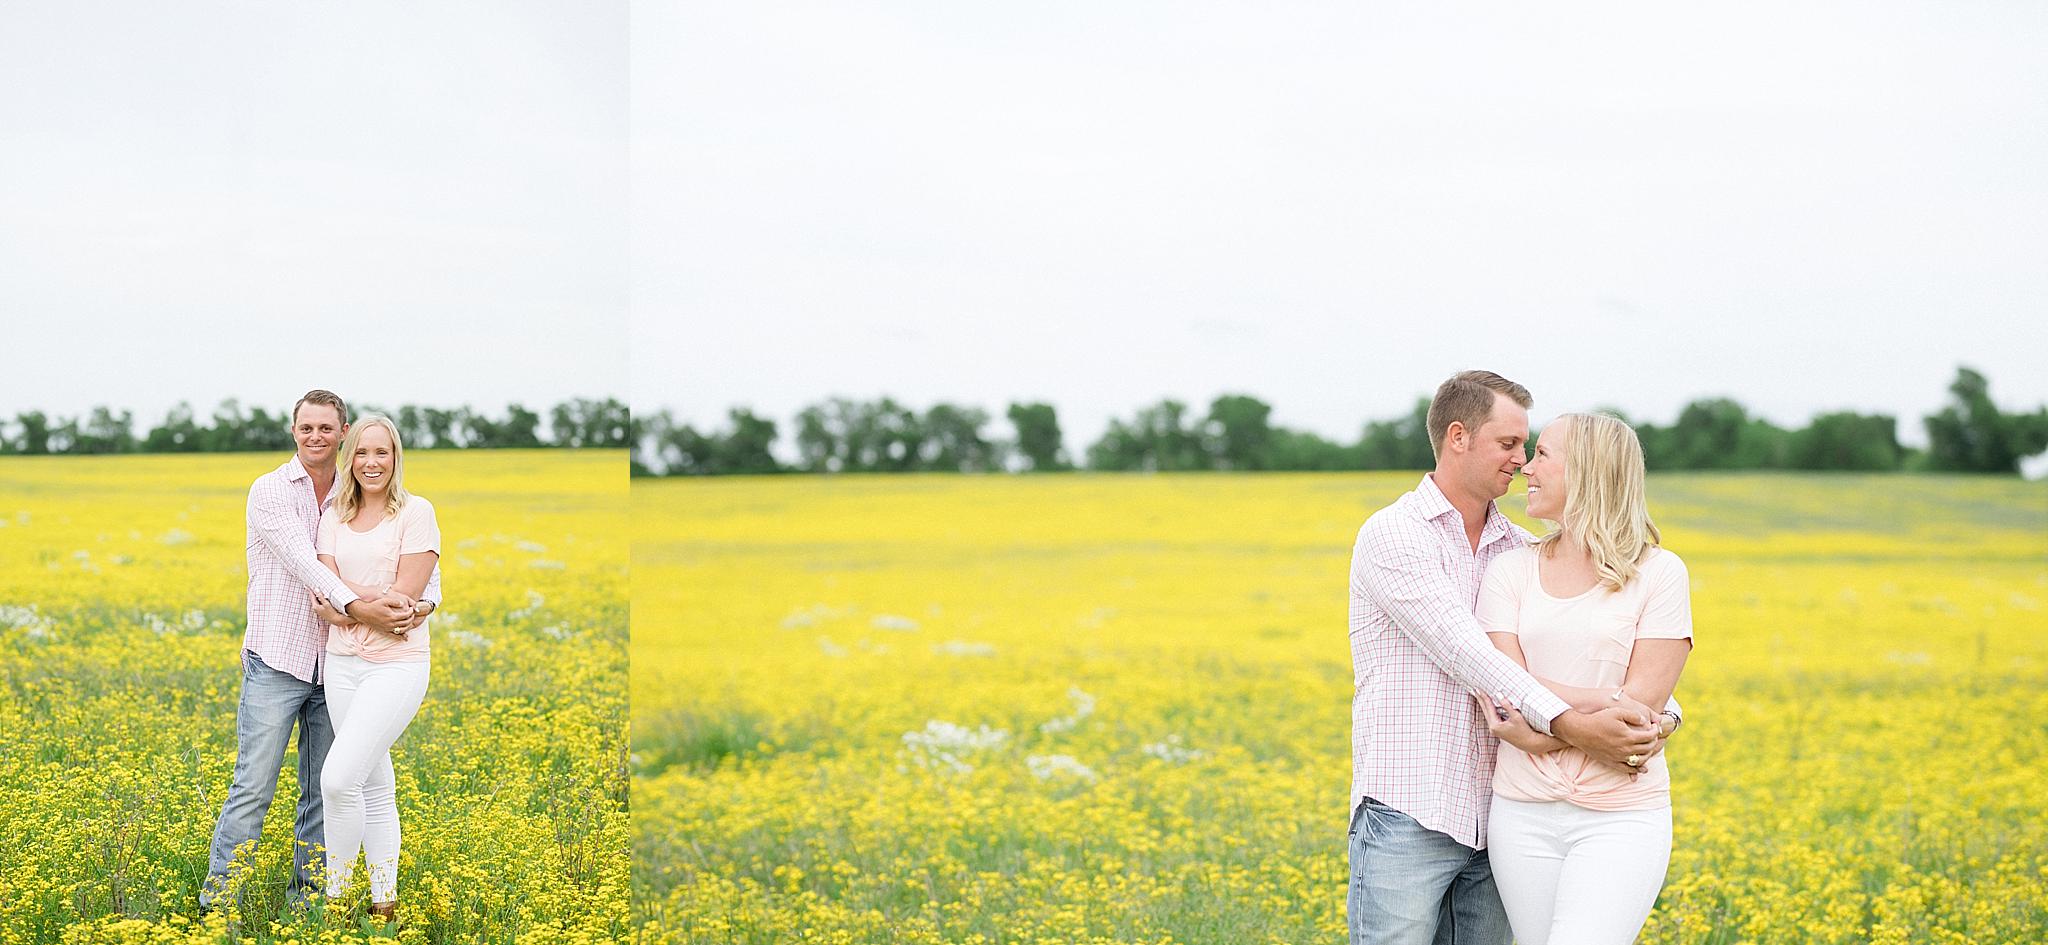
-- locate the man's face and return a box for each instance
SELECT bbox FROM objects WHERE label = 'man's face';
[1455,394,1530,500]
[292,403,346,467]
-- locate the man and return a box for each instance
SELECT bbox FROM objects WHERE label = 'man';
[1347,370,1675,945]
[200,389,439,911]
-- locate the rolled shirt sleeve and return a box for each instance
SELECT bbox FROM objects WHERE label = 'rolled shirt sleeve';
[1358,518,1574,734]
[249,478,358,610]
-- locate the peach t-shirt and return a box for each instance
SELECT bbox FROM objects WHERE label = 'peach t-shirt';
[1475,544,1692,811]
[317,497,439,663]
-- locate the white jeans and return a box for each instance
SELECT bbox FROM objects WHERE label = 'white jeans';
[321,654,429,902]
[1486,796,1671,945]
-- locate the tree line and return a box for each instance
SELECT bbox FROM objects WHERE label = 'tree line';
[633,367,2048,476]
[0,398,629,454]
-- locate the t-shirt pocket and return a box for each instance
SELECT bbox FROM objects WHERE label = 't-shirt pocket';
[368,533,403,587]
[1585,609,1638,668]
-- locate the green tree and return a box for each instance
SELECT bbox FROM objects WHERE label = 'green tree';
[396,405,431,448]
[45,414,78,454]
[1205,394,1274,471]
[1266,427,1358,470]
[1786,412,1902,471]
[74,407,135,454]
[629,409,664,476]
[143,403,203,452]
[498,404,544,448]
[637,411,718,475]
[1006,402,1068,471]
[201,400,271,452]
[794,404,841,472]
[454,406,494,447]
[714,408,781,474]
[550,397,630,448]
[921,403,998,472]
[1088,399,1208,471]
[871,398,925,472]
[800,397,925,471]
[1654,398,1785,470]
[1356,398,1433,470]
[423,407,461,448]
[1924,366,2048,473]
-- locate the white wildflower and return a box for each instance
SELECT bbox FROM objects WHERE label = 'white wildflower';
[1039,687,1097,735]
[510,589,546,620]
[1027,754,1099,783]
[933,640,997,657]
[902,720,1008,774]
[871,614,919,632]
[449,630,494,649]
[143,609,209,636]
[2,604,54,638]
[1142,735,1204,763]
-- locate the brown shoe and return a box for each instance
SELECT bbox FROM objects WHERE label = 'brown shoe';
[368,900,399,927]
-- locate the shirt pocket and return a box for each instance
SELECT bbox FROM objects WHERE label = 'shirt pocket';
[1583,609,1639,668]
[369,533,403,586]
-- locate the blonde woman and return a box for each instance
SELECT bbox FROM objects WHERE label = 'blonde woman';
[310,414,439,924]
[1474,413,1692,945]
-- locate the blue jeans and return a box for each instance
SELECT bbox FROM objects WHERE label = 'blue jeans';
[200,649,333,908]
[1348,797,1512,945]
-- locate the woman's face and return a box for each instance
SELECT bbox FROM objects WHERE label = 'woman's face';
[351,424,396,498]
[1523,418,1568,521]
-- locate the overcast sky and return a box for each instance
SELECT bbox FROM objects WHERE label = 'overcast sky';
[1,1,626,423]
[633,1,2048,449]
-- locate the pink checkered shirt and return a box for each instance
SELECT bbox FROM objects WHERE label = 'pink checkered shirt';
[1348,474,1573,848]
[245,454,440,683]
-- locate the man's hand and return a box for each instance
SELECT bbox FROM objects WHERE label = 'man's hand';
[1475,694,1565,755]
[311,593,355,628]
[345,595,414,635]
[1553,703,1661,774]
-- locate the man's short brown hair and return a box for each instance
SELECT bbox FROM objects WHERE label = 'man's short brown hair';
[1426,370,1532,457]
[291,389,349,426]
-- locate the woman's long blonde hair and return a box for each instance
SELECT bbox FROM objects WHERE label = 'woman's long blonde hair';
[1533,412,1660,592]
[334,414,411,524]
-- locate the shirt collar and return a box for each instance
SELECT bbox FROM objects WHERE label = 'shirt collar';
[283,454,341,511]
[1417,473,1519,548]
[1415,473,1457,520]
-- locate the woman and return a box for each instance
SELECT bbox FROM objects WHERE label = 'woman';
[311,414,438,925]
[1475,412,1692,945]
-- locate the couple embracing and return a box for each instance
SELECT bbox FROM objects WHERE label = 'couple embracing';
[1348,371,1694,945]
[198,390,442,926]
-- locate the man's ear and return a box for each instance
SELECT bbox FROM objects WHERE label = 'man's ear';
[1443,420,1466,453]
[339,423,350,436]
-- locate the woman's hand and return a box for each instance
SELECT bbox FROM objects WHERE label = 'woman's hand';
[374,591,416,636]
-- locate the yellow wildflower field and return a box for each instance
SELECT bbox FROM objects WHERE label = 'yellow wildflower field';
[633,472,2048,944]
[0,451,628,944]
